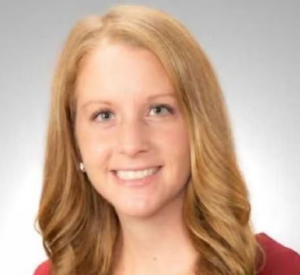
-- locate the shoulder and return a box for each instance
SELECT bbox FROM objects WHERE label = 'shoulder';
[256,232,300,275]
[33,260,50,275]
[33,234,300,275]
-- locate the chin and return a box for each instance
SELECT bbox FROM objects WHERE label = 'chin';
[113,200,165,220]
[113,192,184,220]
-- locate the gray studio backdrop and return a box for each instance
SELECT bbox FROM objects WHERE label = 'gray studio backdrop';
[0,0,299,274]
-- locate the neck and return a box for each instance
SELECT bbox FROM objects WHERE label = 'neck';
[113,194,198,275]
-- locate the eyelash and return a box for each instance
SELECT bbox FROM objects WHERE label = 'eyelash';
[91,104,174,122]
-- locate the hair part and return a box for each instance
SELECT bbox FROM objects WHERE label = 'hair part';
[35,4,264,275]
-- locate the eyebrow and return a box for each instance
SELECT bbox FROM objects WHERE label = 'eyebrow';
[79,93,176,110]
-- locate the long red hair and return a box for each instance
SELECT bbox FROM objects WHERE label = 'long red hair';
[35,4,264,275]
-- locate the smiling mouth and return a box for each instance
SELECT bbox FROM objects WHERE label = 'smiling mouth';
[113,166,161,181]
[111,166,162,187]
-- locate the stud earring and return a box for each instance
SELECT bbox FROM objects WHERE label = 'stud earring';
[79,162,86,172]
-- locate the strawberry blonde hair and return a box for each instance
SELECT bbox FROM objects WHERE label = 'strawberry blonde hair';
[35,4,264,275]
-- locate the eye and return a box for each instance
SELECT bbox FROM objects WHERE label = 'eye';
[149,104,174,116]
[92,109,115,122]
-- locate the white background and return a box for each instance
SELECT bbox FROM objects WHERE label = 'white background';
[0,0,299,274]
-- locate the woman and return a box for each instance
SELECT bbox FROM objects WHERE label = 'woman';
[34,4,300,275]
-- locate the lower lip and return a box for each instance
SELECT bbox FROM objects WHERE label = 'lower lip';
[112,167,162,187]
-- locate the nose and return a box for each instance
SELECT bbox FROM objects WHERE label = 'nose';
[117,118,149,157]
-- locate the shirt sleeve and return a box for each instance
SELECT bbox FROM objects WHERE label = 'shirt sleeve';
[256,233,300,275]
[33,260,50,275]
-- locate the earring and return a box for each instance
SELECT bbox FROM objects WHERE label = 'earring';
[79,162,86,172]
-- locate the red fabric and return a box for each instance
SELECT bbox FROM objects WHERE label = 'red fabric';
[33,260,50,275]
[33,233,300,274]
[256,233,300,274]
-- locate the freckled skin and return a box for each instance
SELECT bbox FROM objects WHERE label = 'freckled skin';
[75,41,191,219]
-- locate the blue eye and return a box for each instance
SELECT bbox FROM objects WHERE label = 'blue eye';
[149,104,173,116]
[93,110,114,122]
[92,104,174,123]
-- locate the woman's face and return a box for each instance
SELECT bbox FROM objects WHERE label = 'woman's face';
[75,41,191,219]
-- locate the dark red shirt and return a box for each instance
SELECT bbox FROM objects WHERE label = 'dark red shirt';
[256,233,300,274]
[34,233,300,274]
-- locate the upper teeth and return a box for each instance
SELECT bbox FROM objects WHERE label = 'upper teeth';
[116,167,159,180]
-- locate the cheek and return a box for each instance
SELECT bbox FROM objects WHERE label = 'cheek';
[155,122,190,158]
[76,126,113,168]
[154,122,191,181]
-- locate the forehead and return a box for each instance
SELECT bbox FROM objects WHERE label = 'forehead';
[75,41,175,103]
